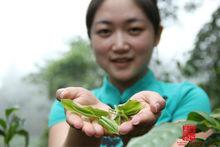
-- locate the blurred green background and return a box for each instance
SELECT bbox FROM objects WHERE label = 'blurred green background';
[0,0,219,146]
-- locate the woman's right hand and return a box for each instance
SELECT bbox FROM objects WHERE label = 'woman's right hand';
[56,87,111,138]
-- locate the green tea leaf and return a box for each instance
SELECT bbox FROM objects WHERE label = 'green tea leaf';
[117,100,142,116]
[60,99,76,112]
[85,106,109,117]
[61,99,109,119]
[98,116,119,135]
[61,99,97,118]
[114,115,121,125]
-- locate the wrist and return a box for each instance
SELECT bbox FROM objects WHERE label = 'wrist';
[64,127,101,147]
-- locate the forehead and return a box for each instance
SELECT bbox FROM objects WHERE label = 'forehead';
[93,0,147,23]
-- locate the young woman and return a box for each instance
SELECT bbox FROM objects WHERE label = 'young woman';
[48,0,211,146]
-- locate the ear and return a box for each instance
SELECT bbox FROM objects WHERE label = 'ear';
[154,25,163,46]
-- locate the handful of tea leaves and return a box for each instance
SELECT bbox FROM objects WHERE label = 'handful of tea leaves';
[61,99,143,135]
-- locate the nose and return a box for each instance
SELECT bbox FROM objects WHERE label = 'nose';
[112,32,130,52]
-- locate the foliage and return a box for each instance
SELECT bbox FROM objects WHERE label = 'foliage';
[28,38,104,99]
[61,99,142,134]
[127,109,220,147]
[158,0,204,23]
[0,107,29,147]
[179,7,220,109]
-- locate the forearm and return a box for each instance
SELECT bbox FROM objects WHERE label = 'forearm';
[64,127,101,147]
[49,122,101,147]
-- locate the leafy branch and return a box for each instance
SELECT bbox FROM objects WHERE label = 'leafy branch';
[0,107,29,147]
[127,109,220,147]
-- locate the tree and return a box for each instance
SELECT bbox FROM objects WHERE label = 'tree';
[180,6,220,109]
[28,38,104,99]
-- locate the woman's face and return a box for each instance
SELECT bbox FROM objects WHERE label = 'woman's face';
[90,0,161,85]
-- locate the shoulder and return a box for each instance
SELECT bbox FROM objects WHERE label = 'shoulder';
[176,81,208,98]
[160,80,211,112]
[159,80,208,98]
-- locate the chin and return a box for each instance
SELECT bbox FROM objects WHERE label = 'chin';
[113,73,137,82]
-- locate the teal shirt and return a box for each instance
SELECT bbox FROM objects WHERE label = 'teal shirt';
[48,69,211,146]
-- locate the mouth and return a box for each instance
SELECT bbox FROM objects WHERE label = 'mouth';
[110,57,134,68]
[111,57,133,63]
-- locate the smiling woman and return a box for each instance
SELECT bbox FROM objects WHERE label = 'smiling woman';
[48,0,211,147]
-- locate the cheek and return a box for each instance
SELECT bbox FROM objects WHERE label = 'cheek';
[91,38,109,65]
[132,37,155,65]
[134,42,153,56]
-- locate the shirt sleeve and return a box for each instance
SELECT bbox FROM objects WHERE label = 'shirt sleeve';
[48,100,66,127]
[171,82,211,122]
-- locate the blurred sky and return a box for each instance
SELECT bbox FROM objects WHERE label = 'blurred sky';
[0,0,220,86]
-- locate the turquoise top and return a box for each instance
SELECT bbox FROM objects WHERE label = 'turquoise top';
[48,69,211,146]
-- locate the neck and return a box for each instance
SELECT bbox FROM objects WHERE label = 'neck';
[109,69,148,93]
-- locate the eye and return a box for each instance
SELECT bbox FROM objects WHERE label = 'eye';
[97,29,112,37]
[128,27,143,35]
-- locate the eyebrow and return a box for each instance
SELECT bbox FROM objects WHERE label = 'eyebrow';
[94,20,112,25]
[94,18,145,25]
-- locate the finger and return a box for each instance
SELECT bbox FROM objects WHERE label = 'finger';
[119,121,133,135]
[92,121,104,138]
[66,111,83,129]
[56,88,66,101]
[131,108,159,126]
[131,91,166,113]
[56,87,86,100]
[82,120,96,137]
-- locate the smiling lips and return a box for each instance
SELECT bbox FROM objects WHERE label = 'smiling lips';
[110,57,133,68]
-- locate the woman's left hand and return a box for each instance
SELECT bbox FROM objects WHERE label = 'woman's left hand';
[118,91,166,141]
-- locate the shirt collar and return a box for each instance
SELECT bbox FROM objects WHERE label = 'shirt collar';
[100,69,161,107]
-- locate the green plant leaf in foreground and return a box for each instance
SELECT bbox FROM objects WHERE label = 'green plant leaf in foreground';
[61,99,109,118]
[114,100,143,124]
[61,99,144,135]
[210,108,220,120]
[98,116,119,135]
[187,111,220,132]
[127,121,196,147]
[203,133,220,146]
[116,100,143,116]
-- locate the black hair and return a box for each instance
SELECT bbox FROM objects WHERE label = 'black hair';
[86,0,161,38]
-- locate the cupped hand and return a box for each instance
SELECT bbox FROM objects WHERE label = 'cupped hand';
[119,91,166,137]
[56,87,111,137]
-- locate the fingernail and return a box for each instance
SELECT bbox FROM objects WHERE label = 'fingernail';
[60,90,66,98]
[153,103,160,113]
